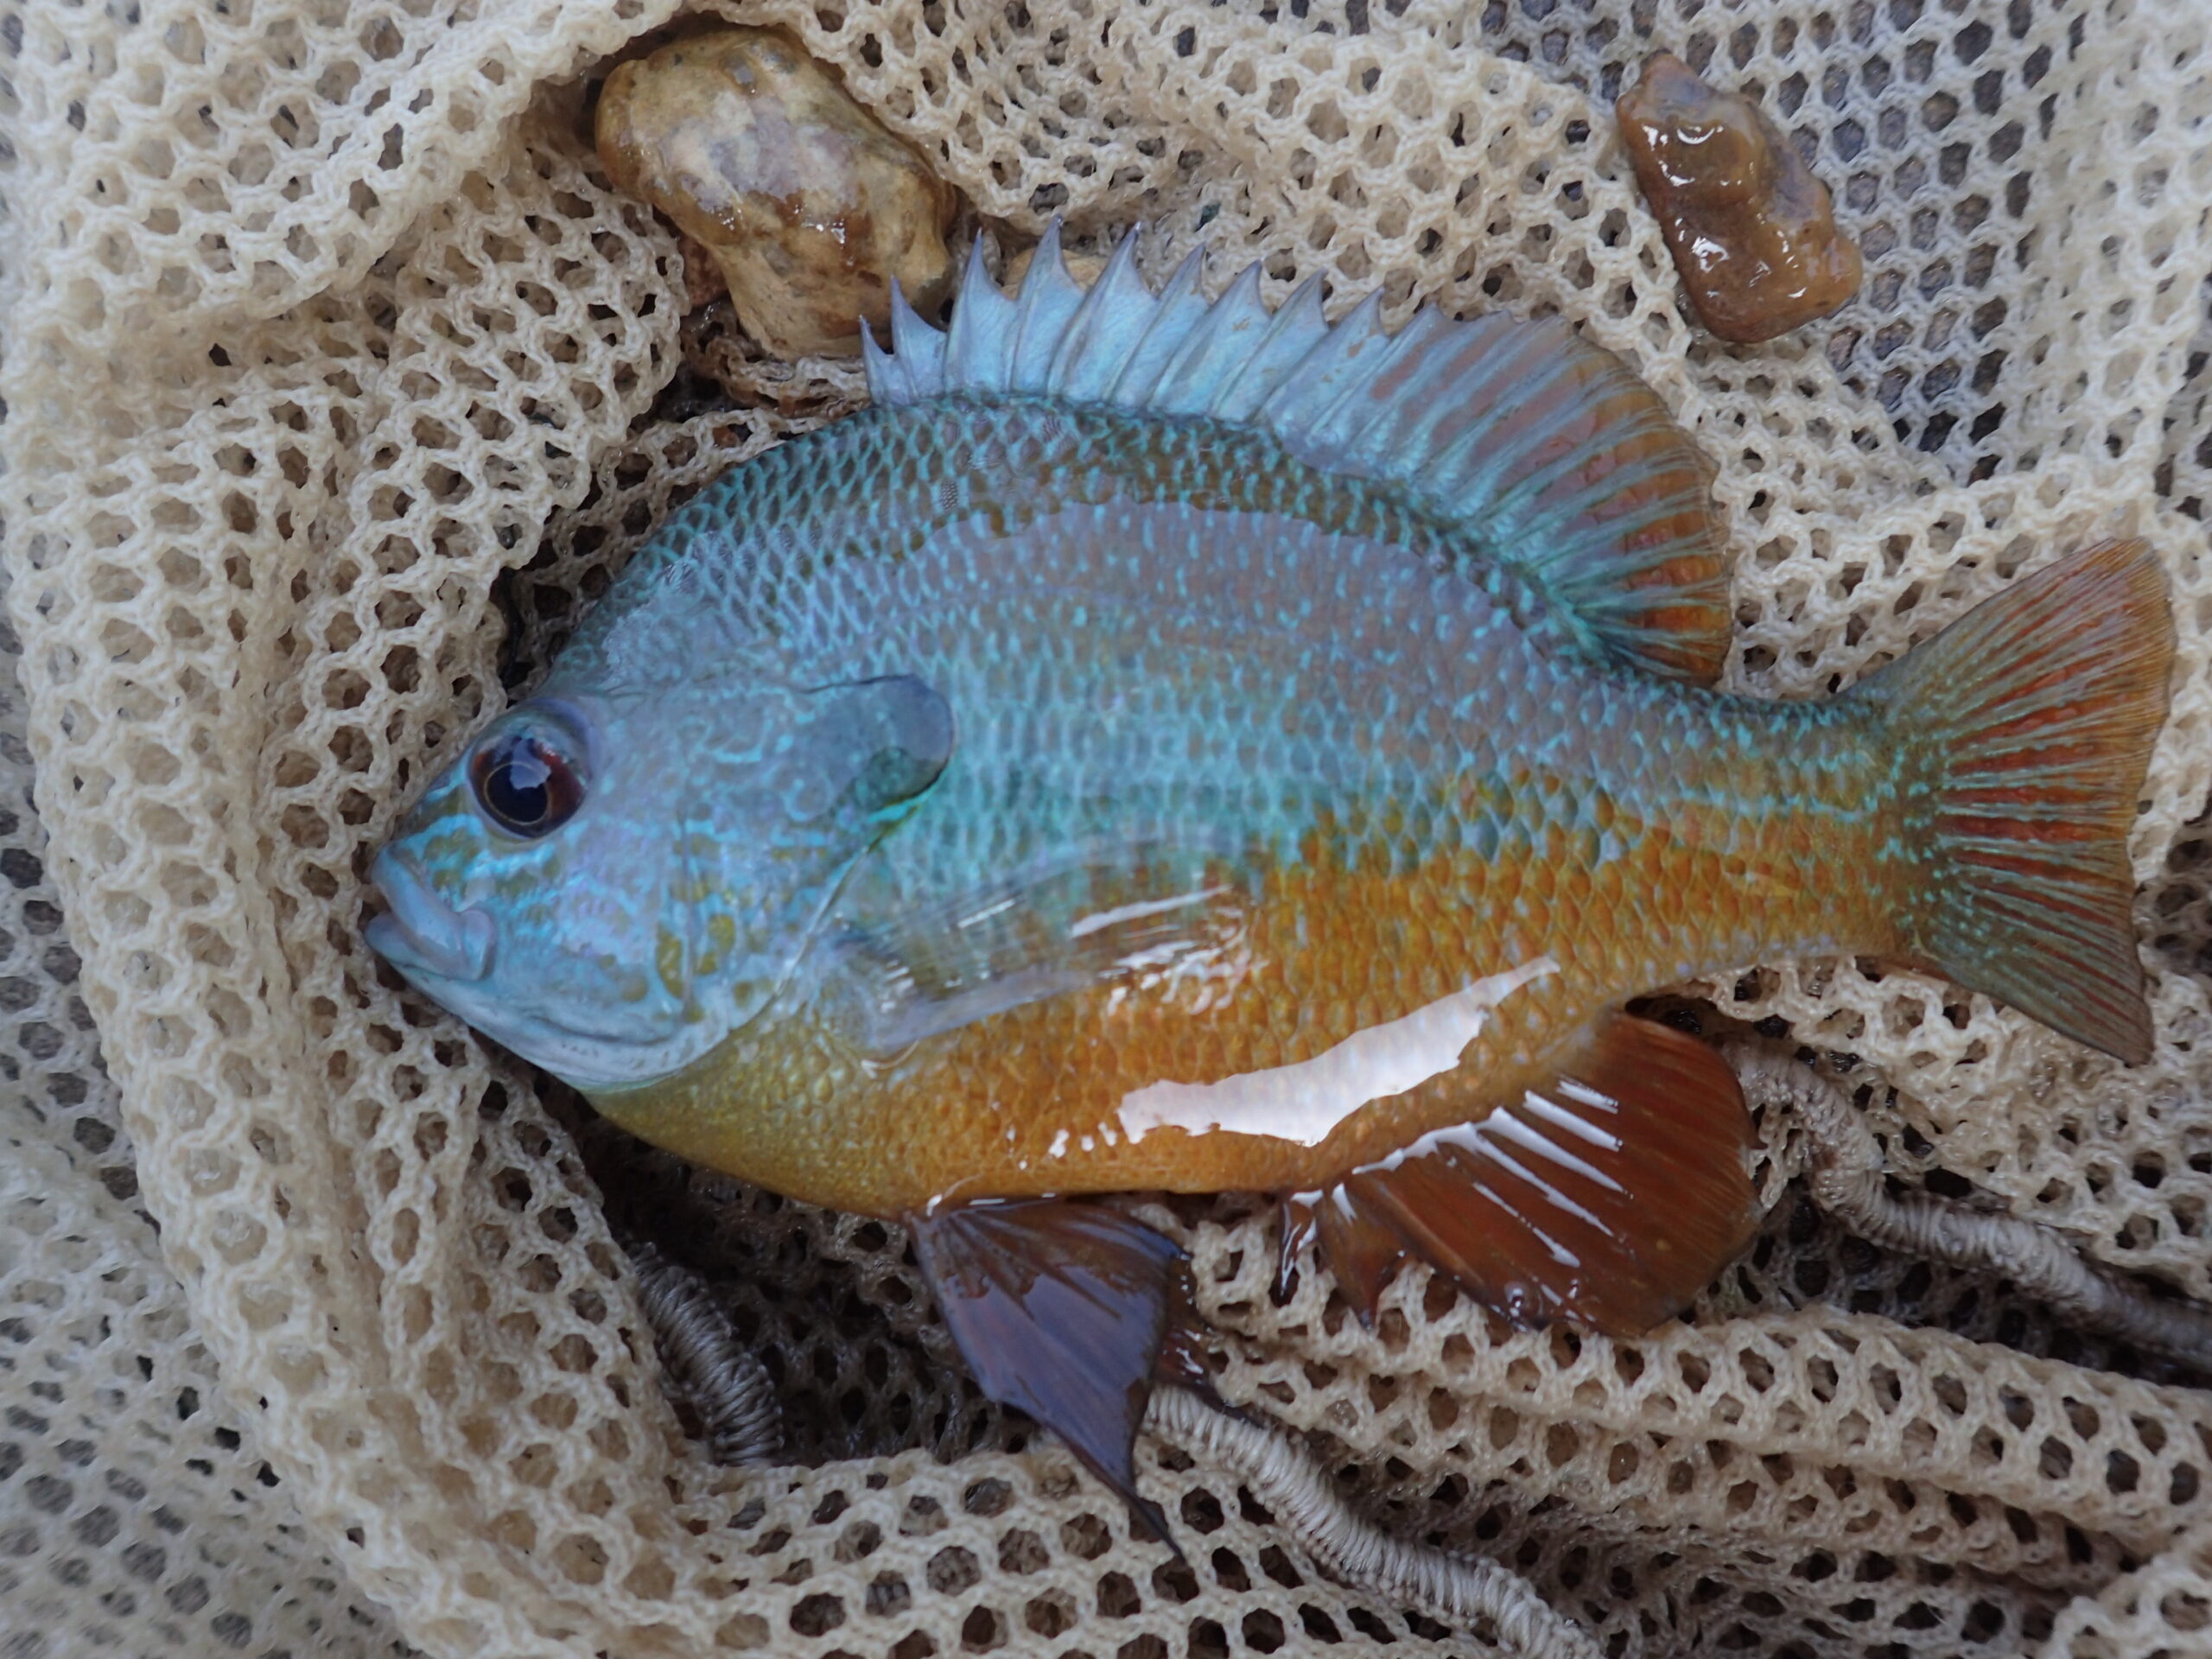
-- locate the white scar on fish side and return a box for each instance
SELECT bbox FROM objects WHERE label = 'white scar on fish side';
[1116,957,1561,1147]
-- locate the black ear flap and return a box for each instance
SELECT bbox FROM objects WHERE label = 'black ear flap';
[778,674,954,824]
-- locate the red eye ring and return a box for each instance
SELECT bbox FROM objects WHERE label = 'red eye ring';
[469,729,586,838]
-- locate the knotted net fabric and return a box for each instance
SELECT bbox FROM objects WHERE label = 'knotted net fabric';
[4,0,2211,1653]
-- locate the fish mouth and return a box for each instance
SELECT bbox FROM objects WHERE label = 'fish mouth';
[366,849,497,984]
[365,849,702,1092]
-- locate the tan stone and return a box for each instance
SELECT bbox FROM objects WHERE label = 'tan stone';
[597,28,957,357]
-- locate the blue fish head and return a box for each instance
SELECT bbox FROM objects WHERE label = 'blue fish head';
[366,672,952,1090]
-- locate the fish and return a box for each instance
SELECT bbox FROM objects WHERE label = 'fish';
[367,225,2176,1535]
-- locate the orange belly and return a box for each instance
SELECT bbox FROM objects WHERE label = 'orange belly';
[592,806,1881,1216]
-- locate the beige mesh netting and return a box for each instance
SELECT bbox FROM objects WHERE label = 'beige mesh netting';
[5,0,2212,1652]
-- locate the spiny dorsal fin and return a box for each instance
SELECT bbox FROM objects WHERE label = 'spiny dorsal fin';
[868,224,1732,684]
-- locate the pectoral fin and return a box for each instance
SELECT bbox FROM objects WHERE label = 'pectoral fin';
[823,840,1249,1054]
[1282,1014,1759,1336]
[911,1199,1186,1542]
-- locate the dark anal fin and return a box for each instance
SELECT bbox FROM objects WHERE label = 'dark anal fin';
[1275,1191,1320,1306]
[1314,1187,1409,1329]
[1154,1251,1223,1398]
[911,1199,1185,1543]
[1311,1015,1760,1337]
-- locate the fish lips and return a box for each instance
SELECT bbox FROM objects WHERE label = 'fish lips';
[366,848,498,984]
[364,848,706,1092]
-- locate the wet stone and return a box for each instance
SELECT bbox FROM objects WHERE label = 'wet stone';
[1617,51,1863,344]
[596,28,958,359]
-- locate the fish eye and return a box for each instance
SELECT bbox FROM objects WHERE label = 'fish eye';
[469,726,586,838]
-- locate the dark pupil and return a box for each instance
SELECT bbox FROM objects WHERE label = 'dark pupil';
[487,743,551,823]
[472,733,581,836]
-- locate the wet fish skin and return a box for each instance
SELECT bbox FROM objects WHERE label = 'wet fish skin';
[562,393,1885,1214]
[366,229,2171,1529]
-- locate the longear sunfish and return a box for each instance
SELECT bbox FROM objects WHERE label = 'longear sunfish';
[368,227,2175,1531]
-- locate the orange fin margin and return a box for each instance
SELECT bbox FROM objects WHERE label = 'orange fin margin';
[911,1199,1185,1542]
[1282,1016,1760,1337]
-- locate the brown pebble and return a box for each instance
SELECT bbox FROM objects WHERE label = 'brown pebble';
[1617,51,1861,344]
[597,28,957,358]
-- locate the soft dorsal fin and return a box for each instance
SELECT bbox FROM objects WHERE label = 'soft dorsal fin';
[867,225,1732,684]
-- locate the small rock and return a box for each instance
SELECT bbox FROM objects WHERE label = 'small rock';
[597,28,958,358]
[1617,51,1862,344]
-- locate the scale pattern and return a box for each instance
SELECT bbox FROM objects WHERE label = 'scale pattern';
[561,398,1889,1212]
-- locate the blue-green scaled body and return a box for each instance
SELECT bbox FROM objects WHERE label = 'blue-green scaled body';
[367,228,2173,1526]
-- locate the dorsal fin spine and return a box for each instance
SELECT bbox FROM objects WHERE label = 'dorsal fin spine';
[1105,249,1206,408]
[887,283,943,393]
[1254,289,1393,442]
[1211,276,1329,422]
[943,238,1011,391]
[1154,263,1267,416]
[859,324,899,399]
[1311,330,1415,472]
[1046,230,1146,399]
[1009,223,1085,386]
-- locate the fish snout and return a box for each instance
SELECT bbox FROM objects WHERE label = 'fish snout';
[367,848,498,983]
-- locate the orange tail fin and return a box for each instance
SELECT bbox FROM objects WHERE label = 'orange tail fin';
[1851,539,2175,1063]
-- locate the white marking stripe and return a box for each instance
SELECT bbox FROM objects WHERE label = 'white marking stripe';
[1117,957,1560,1146]
[1472,1131,1611,1233]
[1518,1087,1624,1154]
[1556,1077,1620,1113]
[1486,1108,1625,1194]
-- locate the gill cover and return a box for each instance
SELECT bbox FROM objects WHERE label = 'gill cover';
[654,670,957,1036]
[768,673,956,830]
[369,671,952,1091]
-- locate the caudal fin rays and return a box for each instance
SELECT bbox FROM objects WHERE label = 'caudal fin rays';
[1853,537,2174,1064]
